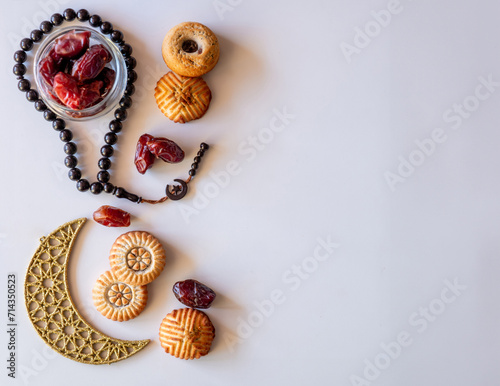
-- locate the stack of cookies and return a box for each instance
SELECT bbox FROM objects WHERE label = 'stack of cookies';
[92,231,166,322]
[155,22,220,123]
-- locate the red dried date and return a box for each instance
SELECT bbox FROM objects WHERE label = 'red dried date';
[146,137,185,164]
[79,79,104,108]
[93,205,131,227]
[54,30,90,58]
[39,55,58,87]
[53,73,103,110]
[95,67,116,96]
[53,72,81,109]
[134,134,155,174]
[71,44,111,82]
[173,279,216,309]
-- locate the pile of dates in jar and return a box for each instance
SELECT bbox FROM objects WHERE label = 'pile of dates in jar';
[39,30,115,110]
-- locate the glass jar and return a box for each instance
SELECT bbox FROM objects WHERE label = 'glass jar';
[34,25,127,121]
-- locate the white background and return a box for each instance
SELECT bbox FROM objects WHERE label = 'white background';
[1,0,500,385]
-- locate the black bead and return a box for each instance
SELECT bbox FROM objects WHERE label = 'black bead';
[77,9,90,21]
[63,8,76,21]
[109,120,122,133]
[34,100,47,112]
[189,169,196,176]
[59,129,73,142]
[64,155,77,168]
[14,50,27,63]
[103,183,115,194]
[68,168,82,181]
[120,43,133,57]
[104,132,117,145]
[97,171,110,183]
[100,145,114,157]
[18,79,30,91]
[193,156,201,163]
[119,96,132,109]
[124,83,135,96]
[100,21,113,34]
[90,182,103,194]
[111,30,123,43]
[51,13,64,26]
[197,149,205,157]
[26,90,39,102]
[20,38,33,51]
[200,143,209,150]
[127,70,137,84]
[43,110,56,121]
[13,64,26,76]
[98,157,111,170]
[64,142,77,155]
[89,15,102,27]
[125,56,136,69]
[76,179,90,192]
[30,29,43,42]
[52,118,65,131]
[39,21,53,34]
[191,162,199,170]
[114,108,127,121]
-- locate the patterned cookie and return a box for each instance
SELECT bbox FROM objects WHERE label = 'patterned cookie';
[92,270,148,322]
[109,231,166,286]
[159,308,215,360]
[154,71,212,123]
[162,21,220,78]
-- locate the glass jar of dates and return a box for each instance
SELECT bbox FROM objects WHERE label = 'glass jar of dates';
[34,25,126,120]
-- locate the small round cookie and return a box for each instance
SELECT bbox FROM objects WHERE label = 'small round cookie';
[162,21,220,77]
[154,71,212,123]
[109,231,166,286]
[92,270,148,322]
[159,308,215,359]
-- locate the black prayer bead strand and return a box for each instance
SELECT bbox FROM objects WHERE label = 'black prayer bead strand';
[188,143,210,178]
[12,9,159,204]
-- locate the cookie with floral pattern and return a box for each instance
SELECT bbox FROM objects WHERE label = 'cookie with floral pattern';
[109,231,166,286]
[92,270,148,322]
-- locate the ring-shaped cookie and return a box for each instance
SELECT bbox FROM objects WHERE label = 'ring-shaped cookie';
[92,270,148,322]
[109,231,166,286]
[162,22,220,77]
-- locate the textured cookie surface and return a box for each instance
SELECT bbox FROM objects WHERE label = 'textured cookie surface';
[159,308,215,359]
[162,21,219,77]
[109,231,166,286]
[154,72,212,123]
[92,270,148,322]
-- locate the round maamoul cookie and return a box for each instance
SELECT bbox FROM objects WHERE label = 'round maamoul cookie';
[162,21,220,78]
[159,308,215,360]
[154,71,212,123]
[92,270,148,322]
[109,231,166,286]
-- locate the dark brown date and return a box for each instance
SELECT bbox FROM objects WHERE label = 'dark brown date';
[173,279,216,309]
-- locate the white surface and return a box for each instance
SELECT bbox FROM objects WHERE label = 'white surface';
[1,0,500,385]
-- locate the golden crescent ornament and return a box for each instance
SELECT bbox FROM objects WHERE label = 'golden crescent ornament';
[24,218,150,364]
